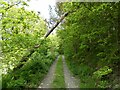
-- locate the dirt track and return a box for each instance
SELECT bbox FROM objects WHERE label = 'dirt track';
[38,55,80,88]
[38,56,59,88]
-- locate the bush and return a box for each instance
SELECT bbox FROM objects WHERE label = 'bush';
[2,49,56,88]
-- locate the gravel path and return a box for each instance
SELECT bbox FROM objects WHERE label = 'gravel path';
[38,56,59,88]
[62,55,80,89]
[38,55,80,89]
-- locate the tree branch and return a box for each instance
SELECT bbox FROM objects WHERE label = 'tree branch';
[5,1,21,11]
[44,12,69,38]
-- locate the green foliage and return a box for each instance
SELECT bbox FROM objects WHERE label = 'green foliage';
[1,0,120,88]
[93,66,112,79]
[57,2,120,88]
[2,45,57,88]
[1,2,46,74]
[1,0,59,88]
[92,66,112,88]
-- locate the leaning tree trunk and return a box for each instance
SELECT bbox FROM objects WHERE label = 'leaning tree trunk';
[13,12,69,71]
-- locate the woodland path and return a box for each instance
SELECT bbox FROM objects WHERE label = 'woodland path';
[38,55,79,88]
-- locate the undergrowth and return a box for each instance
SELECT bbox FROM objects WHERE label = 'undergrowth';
[2,50,56,88]
[66,57,115,88]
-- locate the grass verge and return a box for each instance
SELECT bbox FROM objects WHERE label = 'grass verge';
[66,59,95,88]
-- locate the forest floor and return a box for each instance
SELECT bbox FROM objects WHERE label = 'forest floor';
[38,55,79,88]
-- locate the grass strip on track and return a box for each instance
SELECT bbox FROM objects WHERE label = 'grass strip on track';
[51,55,65,88]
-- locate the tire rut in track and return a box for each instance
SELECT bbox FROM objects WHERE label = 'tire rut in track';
[38,56,59,88]
[62,55,80,89]
[38,55,80,89]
